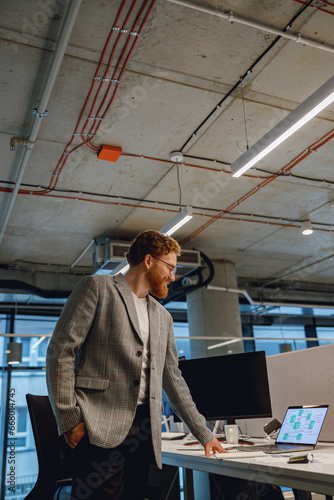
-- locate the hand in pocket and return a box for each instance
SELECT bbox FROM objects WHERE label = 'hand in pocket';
[64,421,86,449]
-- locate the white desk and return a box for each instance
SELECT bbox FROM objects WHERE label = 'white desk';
[161,439,334,498]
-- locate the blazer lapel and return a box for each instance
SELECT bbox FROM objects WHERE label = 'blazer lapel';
[147,295,160,358]
[113,274,142,340]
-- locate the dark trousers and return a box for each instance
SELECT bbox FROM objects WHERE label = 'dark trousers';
[70,404,154,500]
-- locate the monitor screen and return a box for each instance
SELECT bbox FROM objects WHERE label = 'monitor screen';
[176,350,272,421]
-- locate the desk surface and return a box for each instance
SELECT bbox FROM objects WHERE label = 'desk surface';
[162,439,334,496]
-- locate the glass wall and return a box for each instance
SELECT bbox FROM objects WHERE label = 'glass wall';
[4,372,48,499]
[173,322,190,359]
[14,315,57,368]
[0,315,6,370]
[252,325,307,355]
[316,326,334,346]
[1,311,58,500]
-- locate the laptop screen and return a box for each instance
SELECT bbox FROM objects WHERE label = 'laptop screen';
[276,405,328,446]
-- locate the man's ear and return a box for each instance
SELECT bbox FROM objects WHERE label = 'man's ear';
[143,254,152,270]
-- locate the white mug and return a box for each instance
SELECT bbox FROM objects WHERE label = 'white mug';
[224,424,239,444]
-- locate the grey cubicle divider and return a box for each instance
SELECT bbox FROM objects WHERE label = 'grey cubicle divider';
[237,343,334,442]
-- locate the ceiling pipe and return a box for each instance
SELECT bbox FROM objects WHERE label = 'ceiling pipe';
[71,238,95,268]
[168,0,334,54]
[0,0,82,245]
[206,284,254,305]
[263,248,334,286]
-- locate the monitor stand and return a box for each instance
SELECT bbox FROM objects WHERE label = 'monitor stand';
[212,420,225,438]
[212,419,236,438]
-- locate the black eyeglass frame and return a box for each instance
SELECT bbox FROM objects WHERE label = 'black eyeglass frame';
[151,255,177,276]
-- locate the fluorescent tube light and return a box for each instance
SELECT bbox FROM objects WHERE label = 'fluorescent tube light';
[159,206,193,236]
[231,75,334,177]
[207,338,241,351]
[31,336,46,351]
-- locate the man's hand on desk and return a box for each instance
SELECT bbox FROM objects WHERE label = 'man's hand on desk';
[204,437,227,457]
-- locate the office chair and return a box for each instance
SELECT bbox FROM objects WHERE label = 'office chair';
[25,393,161,500]
[24,394,72,500]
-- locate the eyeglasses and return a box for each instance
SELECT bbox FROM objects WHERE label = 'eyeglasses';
[151,255,177,276]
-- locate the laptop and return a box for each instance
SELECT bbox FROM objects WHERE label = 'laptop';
[240,405,328,454]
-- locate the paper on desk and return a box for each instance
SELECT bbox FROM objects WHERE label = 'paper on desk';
[182,443,241,451]
[310,453,334,464]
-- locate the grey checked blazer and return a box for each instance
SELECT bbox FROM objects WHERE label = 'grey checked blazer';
[46,274,213,467]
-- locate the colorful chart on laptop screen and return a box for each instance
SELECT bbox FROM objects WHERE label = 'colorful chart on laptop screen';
[276,406,328,445]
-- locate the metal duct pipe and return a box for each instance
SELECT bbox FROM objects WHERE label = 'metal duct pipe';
[206,284,254,305]
[168,0,334,55]
[71,239,95,268]
[0,0,82,245]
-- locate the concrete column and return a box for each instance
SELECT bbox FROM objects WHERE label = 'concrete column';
[186,260,243,359]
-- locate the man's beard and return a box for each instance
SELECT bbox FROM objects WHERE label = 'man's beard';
[147,266,169,299]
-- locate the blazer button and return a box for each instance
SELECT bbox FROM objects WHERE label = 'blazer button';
[133,379,140,386]
[136,350,142,357]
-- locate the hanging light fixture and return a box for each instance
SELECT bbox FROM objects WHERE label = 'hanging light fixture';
[301,220,313,235]
[231,75,334,177]
[6,342,23,365]
[159,206,193,236]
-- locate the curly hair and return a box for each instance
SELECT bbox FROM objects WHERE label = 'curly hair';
[125,230,181,266]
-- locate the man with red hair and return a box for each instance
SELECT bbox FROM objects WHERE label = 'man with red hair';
[47,230,224,500]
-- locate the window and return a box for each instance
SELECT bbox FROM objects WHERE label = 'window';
[253,325,307,356]
[315,327,334,347]
[16,407,28,449]
[0,314,7,368]
[173,322,190,359]
[1,311,55,500]
[14,315,58,367]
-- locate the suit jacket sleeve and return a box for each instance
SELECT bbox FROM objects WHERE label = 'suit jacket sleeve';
[162,315,213,445]
[46,275,99,435]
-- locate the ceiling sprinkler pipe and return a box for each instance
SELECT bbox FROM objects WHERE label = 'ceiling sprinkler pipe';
[0,0,82,245]
[206,284,254,305]
[168,0,334,54]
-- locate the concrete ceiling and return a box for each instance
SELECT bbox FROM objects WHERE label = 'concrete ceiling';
[1,0,334,302]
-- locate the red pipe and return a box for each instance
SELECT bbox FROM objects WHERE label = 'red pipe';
[292,0,334,15]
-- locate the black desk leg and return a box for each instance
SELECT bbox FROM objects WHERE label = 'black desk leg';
[182,469,194,500]
[292,490,312,500]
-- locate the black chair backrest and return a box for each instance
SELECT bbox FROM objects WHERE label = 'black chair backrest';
[26,394,71,487]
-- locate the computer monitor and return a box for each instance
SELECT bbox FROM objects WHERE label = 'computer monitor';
[175,350,272,422]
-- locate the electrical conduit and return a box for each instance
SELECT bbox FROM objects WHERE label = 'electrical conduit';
[0,0,82,245]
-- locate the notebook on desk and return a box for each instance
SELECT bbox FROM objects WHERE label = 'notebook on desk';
[240,405,329,454]
[161,432,186,440]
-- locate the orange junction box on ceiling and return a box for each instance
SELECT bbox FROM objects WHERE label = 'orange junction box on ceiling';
[98,145,122,162]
